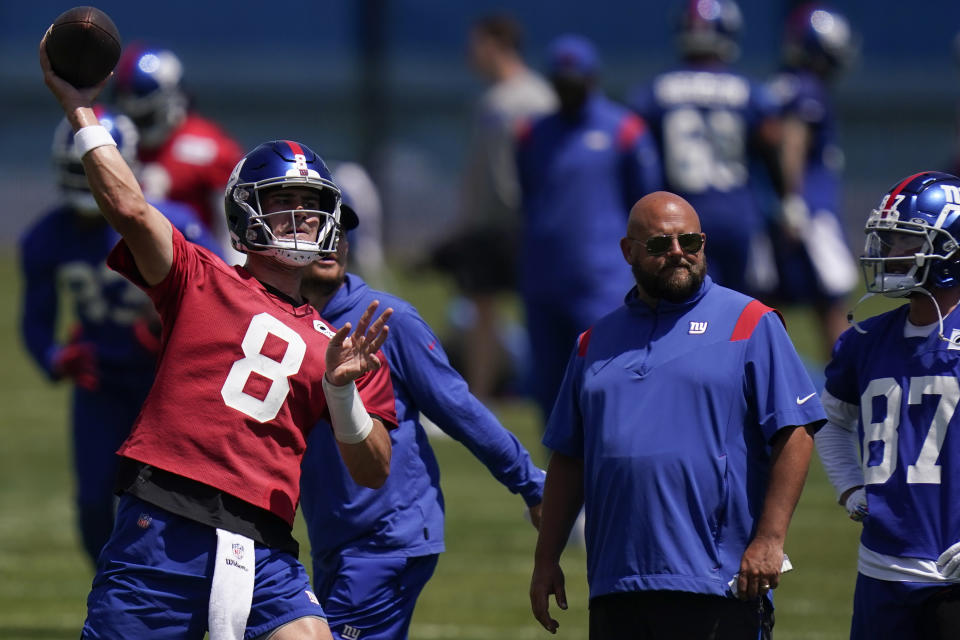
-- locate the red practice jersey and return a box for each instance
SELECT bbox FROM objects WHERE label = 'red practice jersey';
[107,226,397,525]
[138,113,243,230]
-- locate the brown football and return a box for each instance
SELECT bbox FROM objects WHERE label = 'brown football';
[45,6,121,88]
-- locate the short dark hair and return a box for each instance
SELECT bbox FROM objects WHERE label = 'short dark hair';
[473,13,524,52]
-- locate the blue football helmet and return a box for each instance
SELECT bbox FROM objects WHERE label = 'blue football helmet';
[112,44,188,149]
[225,140,355,266]
[52,105,139,215]
[783,4,856,76]
[676,0,742,62]
[862,171,960,297]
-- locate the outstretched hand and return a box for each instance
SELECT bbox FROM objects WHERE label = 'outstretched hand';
[324,301,392,386]
[39,27,109,116]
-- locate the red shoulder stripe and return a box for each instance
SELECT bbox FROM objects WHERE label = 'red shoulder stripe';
[577,327,593,357]
[729,300,783,341]
[616,114,646,150]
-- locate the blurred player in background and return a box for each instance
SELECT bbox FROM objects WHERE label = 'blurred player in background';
[816,171,960,640]
[766,3,858,359]
[18,107,218,565]
[329,160,388,288]
[112,43,245,262]
[516,33,661,427]
[430,13,557,400]
[628,0,783,298]
[300,225,545,640]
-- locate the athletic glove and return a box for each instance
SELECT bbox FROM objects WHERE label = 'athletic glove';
[844,487,869,522]
[51,342,99,391]
[937,542,960,580]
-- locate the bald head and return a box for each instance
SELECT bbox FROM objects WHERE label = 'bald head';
[627,191,701,240]
[621,191,707,305]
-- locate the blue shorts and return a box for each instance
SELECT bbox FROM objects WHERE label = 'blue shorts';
[851,573,960,640]
[81,495,325,639]
[312,552,439,640]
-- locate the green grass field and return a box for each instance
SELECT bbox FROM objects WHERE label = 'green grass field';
[0,250,870,639]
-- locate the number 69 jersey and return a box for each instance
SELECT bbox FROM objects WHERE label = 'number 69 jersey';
[824,304,960,564]
[106,226,397,527]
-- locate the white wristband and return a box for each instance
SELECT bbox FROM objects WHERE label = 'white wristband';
[74,125,117,158]
[322,375,374,444]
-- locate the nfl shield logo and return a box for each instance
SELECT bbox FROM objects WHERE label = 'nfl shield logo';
[949,329,960,351]
[232,543,245,560]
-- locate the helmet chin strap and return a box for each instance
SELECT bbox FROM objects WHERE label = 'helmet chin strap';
[846,291,876,335]
[847,287,950,343]
[916,287,950,343]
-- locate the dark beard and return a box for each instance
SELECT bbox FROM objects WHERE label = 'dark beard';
[634,258,706,303]
[300,270,345,303]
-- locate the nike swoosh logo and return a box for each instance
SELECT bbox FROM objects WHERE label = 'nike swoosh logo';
[796,392,816,405]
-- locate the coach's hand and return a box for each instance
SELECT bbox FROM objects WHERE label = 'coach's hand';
[737,536,783,601]
[530,559,567,633]
[325,301,392,385]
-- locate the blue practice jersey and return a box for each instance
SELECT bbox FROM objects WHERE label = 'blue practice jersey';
[824,306,960,562]
[19,200,220,384]
[299,274,544,559]
[767,68,841,212]
[516,92,661,304]
[628,63,779,239]
[544,276,825,599]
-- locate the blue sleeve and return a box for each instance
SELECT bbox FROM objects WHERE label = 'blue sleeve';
[387,307,545,506]
[745,312,827,442]
[18,232,61,378]
[542,340,586,458]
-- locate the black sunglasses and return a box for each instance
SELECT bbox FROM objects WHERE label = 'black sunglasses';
[631,232,704,256]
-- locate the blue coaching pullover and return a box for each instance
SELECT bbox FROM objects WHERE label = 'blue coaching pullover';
[544,276,825,599]
[516,91,661,305]
[300,274,545,560]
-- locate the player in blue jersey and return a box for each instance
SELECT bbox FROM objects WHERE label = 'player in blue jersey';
[766,4,858,359]
[19,107,219,564]
[627,0,784,298]
[299,225,545,640]
[516,34,661,425]
[815,171,960,640]
[530,191,824,638]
